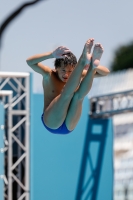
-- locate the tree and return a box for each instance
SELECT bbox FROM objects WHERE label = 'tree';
[110,41,133,72]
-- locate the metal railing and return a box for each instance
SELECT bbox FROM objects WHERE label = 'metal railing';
[0,72,30,200]
[89,90,133,118]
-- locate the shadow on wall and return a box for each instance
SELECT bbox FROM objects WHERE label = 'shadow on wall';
[76,118,113,200]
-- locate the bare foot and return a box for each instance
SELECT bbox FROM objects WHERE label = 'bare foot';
[82,38,94,65]
[92,43,104,68]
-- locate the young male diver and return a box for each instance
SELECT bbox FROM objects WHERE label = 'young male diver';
[26,38,110,134]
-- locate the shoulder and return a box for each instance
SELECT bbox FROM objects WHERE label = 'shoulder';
[42,68,55,82]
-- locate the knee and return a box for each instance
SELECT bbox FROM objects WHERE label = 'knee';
[73,92,84,102]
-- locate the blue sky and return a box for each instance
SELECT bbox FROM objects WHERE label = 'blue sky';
[1,0,133,92]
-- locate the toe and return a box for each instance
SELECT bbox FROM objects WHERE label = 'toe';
[94,44,99,47]
[91,38,94,42]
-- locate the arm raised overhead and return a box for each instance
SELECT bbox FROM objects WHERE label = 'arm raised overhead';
[26,51,53,76]
[26,46,71,77]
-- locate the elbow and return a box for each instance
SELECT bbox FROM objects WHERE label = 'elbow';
[101,69,110,77]
[26,59,32,66]
[106,69,110,75]
[104,68,110,76]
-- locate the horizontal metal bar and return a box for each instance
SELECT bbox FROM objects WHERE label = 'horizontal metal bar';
[0,91,12,95]
[0,72,29,77]
[90,108,133,118]
[90,89,133,99]
[10,110,27,115]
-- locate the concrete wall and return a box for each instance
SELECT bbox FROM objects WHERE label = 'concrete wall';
[30,93,113,200]
[30,94,88,200]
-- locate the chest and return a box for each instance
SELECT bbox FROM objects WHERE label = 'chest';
[43,72,65,97]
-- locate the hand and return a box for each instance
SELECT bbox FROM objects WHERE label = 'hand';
[52,46,71,59]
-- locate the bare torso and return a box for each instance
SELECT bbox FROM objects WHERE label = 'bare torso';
[42,69,82,112]
[42,67,103,112]
[42,70,66,111]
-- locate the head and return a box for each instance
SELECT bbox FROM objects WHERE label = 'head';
[54,52,77,82]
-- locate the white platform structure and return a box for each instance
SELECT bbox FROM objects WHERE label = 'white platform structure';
[0,72,30,200]
[88,69,133,200]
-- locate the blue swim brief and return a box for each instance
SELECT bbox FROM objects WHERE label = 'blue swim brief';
[41,113,73,134]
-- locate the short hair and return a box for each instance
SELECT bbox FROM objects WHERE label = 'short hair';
[54,52,77,69]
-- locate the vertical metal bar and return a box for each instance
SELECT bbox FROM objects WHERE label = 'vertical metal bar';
[25,76,30,200]
[17,78,22,199]
[8,93,12,200]
[0,101,4,200]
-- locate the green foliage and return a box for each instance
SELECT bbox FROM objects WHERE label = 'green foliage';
[110,42,133,72]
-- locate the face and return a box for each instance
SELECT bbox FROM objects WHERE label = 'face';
[56,64,74,83]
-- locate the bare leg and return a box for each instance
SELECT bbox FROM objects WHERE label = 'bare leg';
[76,43,104,99]
[44,39,94,129]
[65,44,104,130]
[61,38,94,96]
